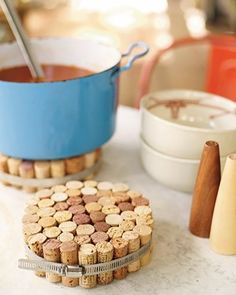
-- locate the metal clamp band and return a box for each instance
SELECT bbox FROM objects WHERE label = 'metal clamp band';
[18,240,151,277]
[0,159,101,188]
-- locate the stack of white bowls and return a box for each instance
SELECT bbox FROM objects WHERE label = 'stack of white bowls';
[140,90,236,193]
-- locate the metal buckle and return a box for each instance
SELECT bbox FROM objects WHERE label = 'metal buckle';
[64,265,84,278]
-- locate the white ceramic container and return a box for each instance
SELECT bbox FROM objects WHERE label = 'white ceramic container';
[141,90,236,159]
[140,137,226,193]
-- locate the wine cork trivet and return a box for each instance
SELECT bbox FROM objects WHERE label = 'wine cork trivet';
[65,156,84,174]
[102,205,120,215]
[74,235,91,245]
[52,185,67,193]
[83,195,99,204]
[43,239,61,283]
[68,204,85,215]
[23,223,42,242]
[90,211,106,223]
[96,241,113,285]
[107,227,123,238]
[60,241,79,287]
[59,221,77,233]
[37,207,56,218]
[112,183,129,193]
[76,224,95,236]
[25,205,39,215]
[122,231,141,272]
[120,220,135,232]
[81,187,97,196]
[94,222,110,233]
[35,189,53,200]
[38,199,55,208]
[0,154,9,185]
[132,196,149,207]
[84,151,97,168]
[51,192,68,202]
[134,206,152,217]
[73,213,91,225]
[85,202,101,213]
[38,216,56,228]
[43,226,61,239]
[127,190,142,199]
[121,211,137,222]
[58,232,74,243]
[66,189,81,198]
[105,214,123,226]
[98,196,115,207]
[84,180,98,188]
[133,225,152,245]
[34,161,51,179]
[118,202,134,212]
[111,237,128,279]
[50,160,65,178]
[22,214,39,224]
[54,210,72,223]
[78,244,97,288]
[97,181,113,191]
[66,180,83,190]
[19,161,35,193]
[54,202,69,211]
[91,232,109,244]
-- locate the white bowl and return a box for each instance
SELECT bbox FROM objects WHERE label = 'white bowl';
[141,90,236,159]
[140,137,226,193]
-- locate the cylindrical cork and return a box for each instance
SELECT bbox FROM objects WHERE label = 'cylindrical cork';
[7,157,22,188]
[19,161,36,193]
[84,151,97,168]
[43,239,61,283]
[34,161,51,180]
[50,160,65,178]
[78,244,97,288]
[65,156,84,174]
[96,241,113,285]
[0,154,9,185]
[28,233,47,277]
[60,241,79,287]
[133,225,152,266]
[123,231,141,273]
[111,237,128,280]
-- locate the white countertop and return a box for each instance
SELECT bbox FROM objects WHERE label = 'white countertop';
[0,106,235,295]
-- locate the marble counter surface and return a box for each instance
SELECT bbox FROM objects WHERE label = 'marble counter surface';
[0,106,235,295]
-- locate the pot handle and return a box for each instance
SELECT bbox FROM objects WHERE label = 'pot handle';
[112,41,149,79]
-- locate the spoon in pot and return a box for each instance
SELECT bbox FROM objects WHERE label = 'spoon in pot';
[0,0,44,80]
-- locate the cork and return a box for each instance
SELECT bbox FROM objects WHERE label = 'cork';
[102,205,120,215]
[122,231,141,272]
[81,187,97,196]
[35,189,53,199]
[120,220,135,232]
[105,214,123,226]
[84,151,97,168]
[37,207,56,218]
[19,161,35,193]
[7,157,22,188]
[97,190,113,198]
[23,223,42,242]
[140,248,151,267]
[76,224,95,236]
[134,206,152,217]
[85,202,102,213]
[96,241,113,285]
[60,241,79,287]
[111,237,128,279]
[98,197,115,207]
[112,192,130,204]
[38,216,56,228]
[84,180,98,188]
[133,225,152,245]
[25,205,39,215]
[78,244,97,288]
[26,195,39,206]
[112,183,129,193]
[22,214,39,224]
[0,154,9,185]
[107,227,123,239]
[127,190,142,199]
[38,199,55,208]
[28,233,47,277]
[121,211,137,222]
[52,185,67,193]
[58,232,74,243]
[43,239,61,283]
[74,235,91,246]
[67,189,81,198]
[54,210,72,223]
[43,226,61,239]
[97,181,113,191]
[51,192,68,202]
[34,161,51,179]
[65,156,84,174]
[66,181,83,190]
[50,160,65,178]
[136,215,154,228]
[59,221,77,234]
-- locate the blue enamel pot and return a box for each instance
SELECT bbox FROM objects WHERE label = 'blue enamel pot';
[0,38,148,160]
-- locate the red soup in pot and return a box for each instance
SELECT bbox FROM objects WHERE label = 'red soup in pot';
[0,64,94,82]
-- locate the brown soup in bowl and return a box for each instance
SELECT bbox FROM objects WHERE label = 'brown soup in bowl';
[0,64,93,82]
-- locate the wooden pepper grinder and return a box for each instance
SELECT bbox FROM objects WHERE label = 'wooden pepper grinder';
[189,141,221,238]
[210,153,236,255]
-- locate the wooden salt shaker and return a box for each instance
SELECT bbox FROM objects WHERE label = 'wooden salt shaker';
[0,154,9,185]
[78,244,97,288]
[50,160,65,178]
[111,237,128,279]
[43,239,62,283]
[96,241,114,285]
[189,141,221,238]
[65,156,84,174]
[19,161,36,193]
[60,241,79,287]
[7,157,22,188]
[122,231,141,272]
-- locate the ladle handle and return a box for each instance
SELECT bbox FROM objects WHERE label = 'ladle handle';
[0,0,44,79]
